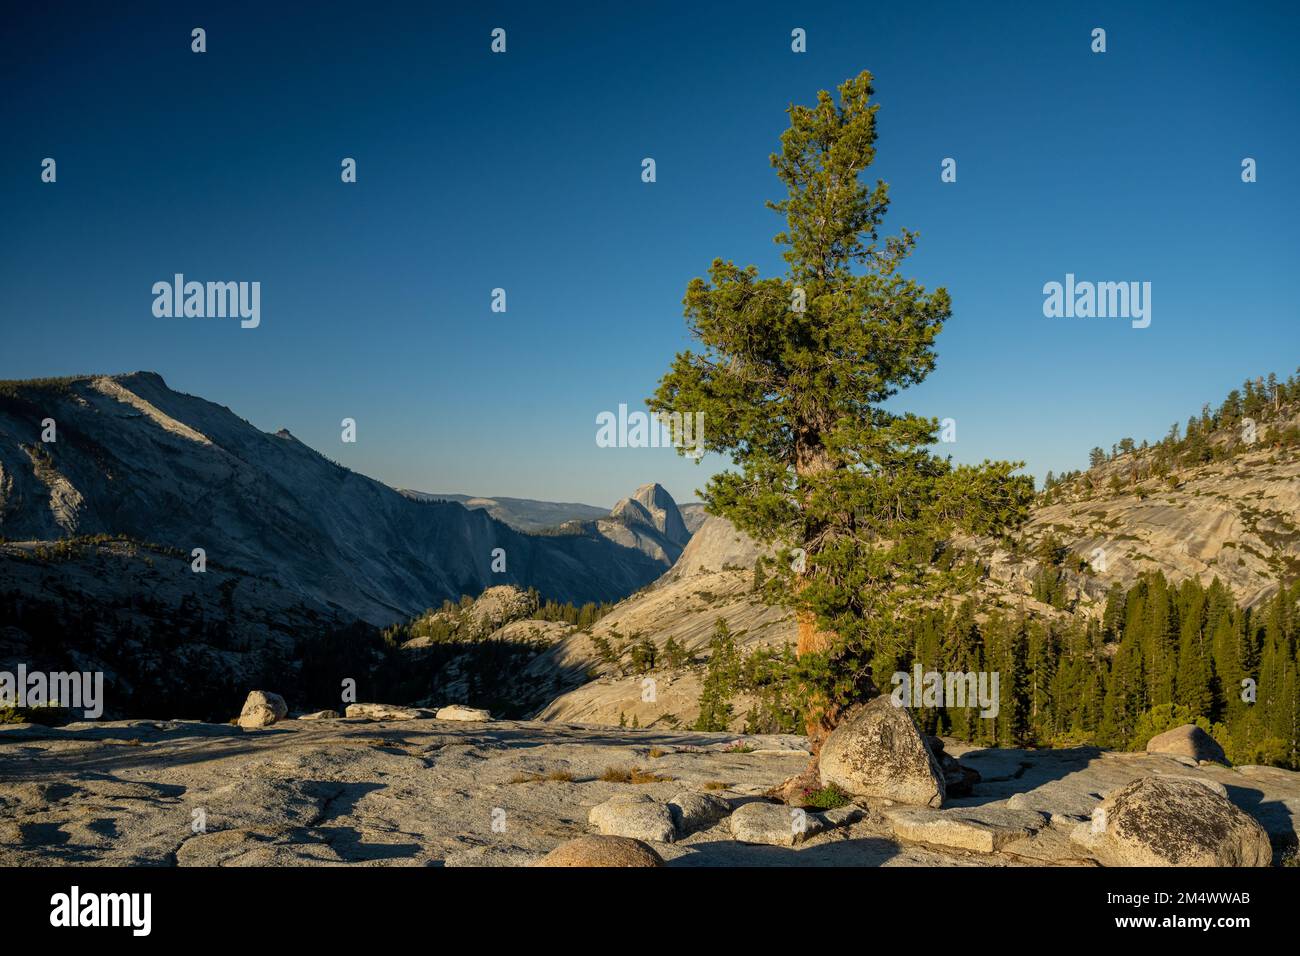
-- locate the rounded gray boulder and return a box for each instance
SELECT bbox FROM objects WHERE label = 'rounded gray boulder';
[818,696,946,807]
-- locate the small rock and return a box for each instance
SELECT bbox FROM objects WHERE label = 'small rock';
[589,793,676,843]
[296,710,339,721]
[436,705,491,722]
[729,800,824,846]
[819,805,866,829]
[1146,724,1228,765]
[819,696,946,807]
[535,835,663,867]
[667,791,731,835]
[344,703,421,721]
[1070,775,1272,866]
[237,691,287,729]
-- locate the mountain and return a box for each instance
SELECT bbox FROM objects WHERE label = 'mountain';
[546,482,693,569]
[398,491,608,533]
[679,502,709,534]
[397,490,703,568]
[0,373,679,624]
[613,482,691,546]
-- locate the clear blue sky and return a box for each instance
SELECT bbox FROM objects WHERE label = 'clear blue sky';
[2,1,1296,508]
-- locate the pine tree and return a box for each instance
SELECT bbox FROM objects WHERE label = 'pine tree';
[1142,574,1178,708]
[694,619,741,732]
[650,70,1032,754]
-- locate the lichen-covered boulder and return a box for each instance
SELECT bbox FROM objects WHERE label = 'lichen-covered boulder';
[1070,776,1272,866]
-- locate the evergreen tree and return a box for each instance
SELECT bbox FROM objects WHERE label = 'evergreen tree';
[651,71,1032,753]
[694,619,741,732]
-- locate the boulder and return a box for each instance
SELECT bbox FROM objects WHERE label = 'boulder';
[820,805,866,828]
[535,835,663,867]
[236,691,287,729]
[1146,724,1228,765]
[296,710,339,721]
[729,800,824,846]
[344,703,421,721]
[667,790,731,835]
[436,705,491,722]
[588,793,677,843]
[1070,776,1272,866]
[818,697,945,807]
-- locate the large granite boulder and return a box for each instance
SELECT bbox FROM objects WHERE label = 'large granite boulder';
[236,691,287,729]
[819,697,945,807]
[1070,776,1272,866]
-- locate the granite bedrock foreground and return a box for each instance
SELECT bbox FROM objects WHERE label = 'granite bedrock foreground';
[1,713,1296,867]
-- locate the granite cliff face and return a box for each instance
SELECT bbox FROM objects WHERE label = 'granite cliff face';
[984,434,1300,614]
[0,373,679,624]
[533,515,793,728]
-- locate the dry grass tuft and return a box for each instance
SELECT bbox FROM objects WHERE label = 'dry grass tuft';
[600,765,672,784]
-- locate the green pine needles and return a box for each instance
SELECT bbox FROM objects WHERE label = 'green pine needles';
[652,71,1033,744]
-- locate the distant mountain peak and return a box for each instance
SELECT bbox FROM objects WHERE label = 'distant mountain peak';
[611,482,689,547]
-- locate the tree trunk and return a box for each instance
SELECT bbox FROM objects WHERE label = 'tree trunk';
[793,434,840,758]
[797,605,839,756]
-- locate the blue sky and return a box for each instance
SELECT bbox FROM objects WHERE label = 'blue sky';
[2,0,1296,508]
